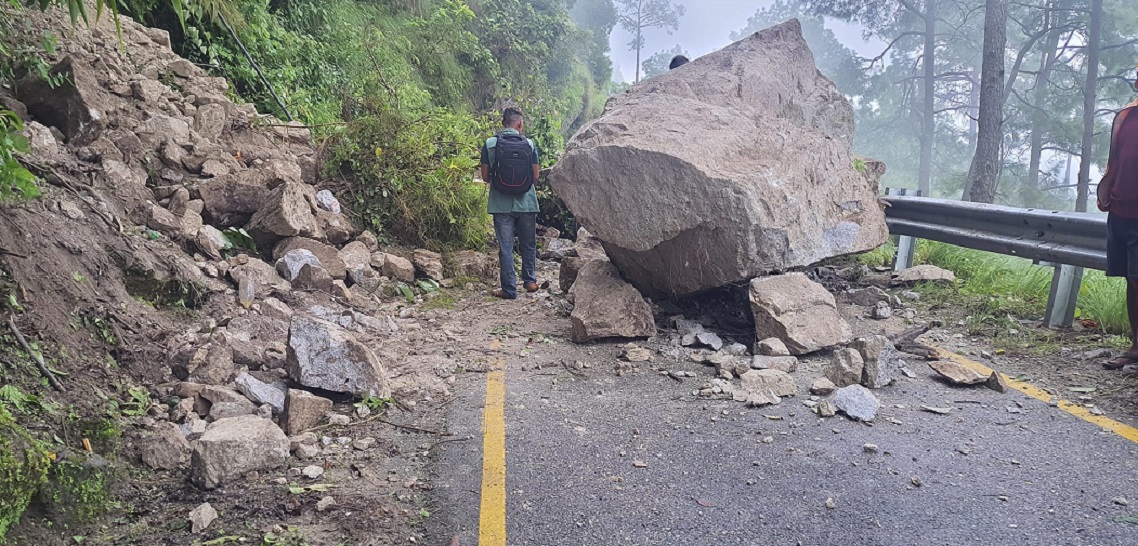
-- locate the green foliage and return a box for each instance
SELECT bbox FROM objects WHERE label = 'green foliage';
[0,107,40,201]
[0,405,51,540]
[0,384,47,414]
[35,450,117,525]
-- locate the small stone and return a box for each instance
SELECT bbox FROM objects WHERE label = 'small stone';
[620,344,654,362]
[831,384,880,421]
[327,414,351,426]
[721,343,749,357]
[294,443,320,459]
[863,443,879,454]
[810,378,837,396]
[1113,496,1129,506]
[189,502,218,534]
[302,465,325,479]
[826,348,864,388]
[825,498,836,509]
[985,371,1008,393]
[911,476,923,487]
[755,337,791,357]
[815,400,836,418]
[316,496,336,512]
[632,460,648,468]
[696,331,724,351]
[928,360,988,386]
[352,437,376,451]
[870,303,892,320]
[750,355,798,373]
[315,190,341,214]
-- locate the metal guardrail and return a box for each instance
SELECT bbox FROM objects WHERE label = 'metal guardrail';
[882,195,1108,270]
[881,193,1109,329]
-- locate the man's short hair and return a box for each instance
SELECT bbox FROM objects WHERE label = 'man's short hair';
[503,107,524,127]
[669,55,690,70]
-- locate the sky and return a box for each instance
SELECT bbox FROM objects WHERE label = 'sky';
[608,0,883,82]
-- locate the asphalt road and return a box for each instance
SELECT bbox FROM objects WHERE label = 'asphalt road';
[427,352,1138,546]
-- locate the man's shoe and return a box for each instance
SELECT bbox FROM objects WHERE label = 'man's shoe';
[524,282,539,293]
[491,289,515,300]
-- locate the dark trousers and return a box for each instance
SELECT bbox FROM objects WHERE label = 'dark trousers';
[492,212,537,298]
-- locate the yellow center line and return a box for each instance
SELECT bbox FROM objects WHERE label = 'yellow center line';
[479,360,507,546]
[933,346,1138,444]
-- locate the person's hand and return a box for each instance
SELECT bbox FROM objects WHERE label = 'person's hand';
[1097,191,1111,212]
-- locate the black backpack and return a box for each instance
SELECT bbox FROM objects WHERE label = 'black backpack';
[490,132,536,195]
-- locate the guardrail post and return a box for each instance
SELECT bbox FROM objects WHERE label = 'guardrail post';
[1043,264,1084,329]
[885,188,920,271]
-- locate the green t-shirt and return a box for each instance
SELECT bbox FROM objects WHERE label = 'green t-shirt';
[481,128,540,214]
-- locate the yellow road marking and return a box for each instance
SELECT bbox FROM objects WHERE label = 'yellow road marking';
[479,363,507,546]
[933,348,1138,444]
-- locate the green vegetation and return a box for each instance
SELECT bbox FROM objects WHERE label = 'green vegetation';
[0,405,51,539]
[862,240,1130,336]
[0,107,40,201]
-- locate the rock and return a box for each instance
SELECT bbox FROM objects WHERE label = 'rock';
[316,496,336,512]
[291,263,335,293]
[140,422,192,470]
[750,356,798,373]
[235,372,286,414]
[540,238,577,261]
[315,209,354,245]
[749,273,851,355]
[928,360,988,385]
[852,335,906,389]
[892,265,956,285]
[294,443,320,459]
[327,414,351,426]
[17,56,108,145]
[274,237,347,280]
[146,204,182,236]
[620,344,654,362]
[558,256,588,293]
[131,78,169,103]
[338,241,372,272]
[286,315,390,398]
[826,348,864,388]
[245,182,322,248]
[846,287,889,307]
[23,121,61,157]
[138,114,192,148]
[195,226,230,260]
[695,332,724,351]
[831,385,880,421]
[901,290,921,301]
[275,249,322,282]
[194,103,227,141]
[315,189,341,214]
[352,437,375,450]
[815,399,837,417]
[721,343,750,357]
[357,231,380,252]
[547,21,886,297]
[198,177,268,227]
[870,303,893,320]
[189,502,218,534]
[755,337,791,357]
[568,261,656,342]
[283,389,332,435]
[986,371,1008,393]
[208,401,256,421]
[331,280,351,299]
[413,249,445,281]
[381,253,416,283]
[183,344,236,386]
[735,369,797,406]
[448,250,497,281]
[863,443,879,454]
[168,59,197,78]
[289,432,319,451]
[302,465,324,479]
[810,378,837,396]
[190,415,290,489]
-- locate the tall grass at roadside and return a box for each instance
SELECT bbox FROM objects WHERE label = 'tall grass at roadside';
[860,239,1130,336]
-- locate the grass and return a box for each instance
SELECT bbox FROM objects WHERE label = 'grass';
[861,239,1130,337]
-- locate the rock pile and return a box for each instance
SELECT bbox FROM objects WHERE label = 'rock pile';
[3,7,490,491]
[549,20,888,298]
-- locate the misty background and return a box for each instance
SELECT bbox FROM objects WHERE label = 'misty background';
[607,0,881,82]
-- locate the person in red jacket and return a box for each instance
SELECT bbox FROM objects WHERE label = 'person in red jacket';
[1097,72,1138,369]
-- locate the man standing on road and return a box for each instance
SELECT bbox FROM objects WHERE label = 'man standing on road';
[1097,69,1138,369]
[481,107,541,300]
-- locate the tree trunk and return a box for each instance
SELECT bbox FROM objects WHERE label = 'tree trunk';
[1076,0,1102,212]
[634,26,642,83]
[964,0,1008,204]
[1025,9,1060,207]
[918,0,937,197]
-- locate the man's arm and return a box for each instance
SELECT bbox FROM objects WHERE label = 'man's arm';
[481,165,491,184]
[480,140,491,184]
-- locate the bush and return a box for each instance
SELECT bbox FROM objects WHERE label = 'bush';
[0,108,40,201]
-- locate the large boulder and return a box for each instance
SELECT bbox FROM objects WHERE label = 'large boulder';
[197,177,268,227]
[568,261,656,342]
[286,315,390,398]
[548,21,887,297]
[274,237,347,280]
[16,56,111,145]
[190,415,289,489]
[748,273,851,355]
[245,182,322,248]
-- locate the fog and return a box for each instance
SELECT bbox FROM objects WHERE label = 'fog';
[608,0,882,83]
